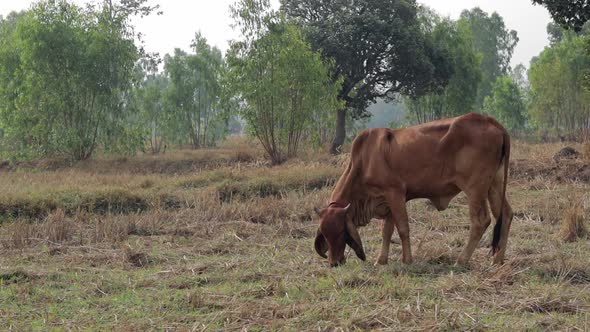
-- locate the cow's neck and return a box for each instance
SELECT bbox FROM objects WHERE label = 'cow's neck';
[330,166,356,207]
[330,190,373,228]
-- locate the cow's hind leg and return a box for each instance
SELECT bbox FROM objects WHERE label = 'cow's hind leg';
[375,217,395,266]
[457,193,491,265]
[488,169,514,264]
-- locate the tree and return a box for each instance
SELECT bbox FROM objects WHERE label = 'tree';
[535,3,590,91]
[511,64,529,90]
[483,76,526,130]
[405,15,482,124]
[163,34,227,149]
[510,63,531,105]
[189,33,226,147]
[544,21,590,91]
[281,0,452,153]
[528,35,590,131]
[133,58,170,154]
[227,0,342,164]
[459,8,519,109]
[532,0,590,32]
[0,0,158,160]
[547,21,590,45]
[0,12,25,152]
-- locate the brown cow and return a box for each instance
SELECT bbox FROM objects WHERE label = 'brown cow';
[314,113,513,267]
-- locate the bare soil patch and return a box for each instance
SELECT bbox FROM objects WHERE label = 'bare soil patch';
[510,158,590,183]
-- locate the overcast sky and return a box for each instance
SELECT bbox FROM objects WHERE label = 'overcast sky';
[1,0,552,68]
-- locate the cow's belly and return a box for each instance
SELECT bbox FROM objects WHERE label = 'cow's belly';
[407,182,461,211]
[405,181,461,201]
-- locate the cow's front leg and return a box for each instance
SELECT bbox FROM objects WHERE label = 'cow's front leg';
[375,218,395,266]
[384,191,413,264]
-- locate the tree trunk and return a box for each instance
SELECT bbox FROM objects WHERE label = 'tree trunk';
[330,108,346,155]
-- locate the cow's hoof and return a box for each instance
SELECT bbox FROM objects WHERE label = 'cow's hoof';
[456,257,469,266]
[492,257,505,265]
[374,257,388,266]
[402,258,413,264]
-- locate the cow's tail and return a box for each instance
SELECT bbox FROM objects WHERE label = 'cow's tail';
[491,130,510,255]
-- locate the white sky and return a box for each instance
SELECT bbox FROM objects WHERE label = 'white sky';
[1,0,551,68]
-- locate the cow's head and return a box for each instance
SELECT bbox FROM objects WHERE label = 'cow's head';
[313,203,366,267]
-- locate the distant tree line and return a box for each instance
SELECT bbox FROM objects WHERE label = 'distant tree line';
[0,0,589,163]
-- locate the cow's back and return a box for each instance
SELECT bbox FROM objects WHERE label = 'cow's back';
[346,113,506,200]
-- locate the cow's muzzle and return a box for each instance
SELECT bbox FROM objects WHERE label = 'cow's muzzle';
[330,257,346,267]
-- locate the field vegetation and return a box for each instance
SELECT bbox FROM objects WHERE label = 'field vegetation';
[1,138,589,330]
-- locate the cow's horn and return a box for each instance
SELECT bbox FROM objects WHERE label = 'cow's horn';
[343,203,351,212]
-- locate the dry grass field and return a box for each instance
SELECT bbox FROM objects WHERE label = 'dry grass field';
[1,137,590,331]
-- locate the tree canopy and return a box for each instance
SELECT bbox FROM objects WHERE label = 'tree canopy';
[533,0,590,31]
[227,0,342,163]
[162,33,227,149]
[281,0,452,153]
[483,76,526,130]
[2,0,589,162]
[529,34,590,131]
[459,8,519,109]
[405,13,481,124]
[0,0,158,160]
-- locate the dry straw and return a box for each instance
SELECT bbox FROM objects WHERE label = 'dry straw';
[558,195,587,242]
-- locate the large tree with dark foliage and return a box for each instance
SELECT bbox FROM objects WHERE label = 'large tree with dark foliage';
[281,0,452,154]
[533,0,590,31]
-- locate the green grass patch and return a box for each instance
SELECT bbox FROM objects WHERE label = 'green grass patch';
[215,168,338,202]
[0,189,182,221]
[0,270,31,284]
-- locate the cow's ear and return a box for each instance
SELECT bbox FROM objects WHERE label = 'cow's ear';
[345,218,366,261]
[314,228,328,258]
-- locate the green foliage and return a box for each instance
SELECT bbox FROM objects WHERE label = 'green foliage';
[460,8,519,109]
[164,33,226,148]
[511,64,530,92]
[544,22,590,92]
[405,15,482,124]
[133,59,169,154]
[528,35,590,131]
[0,0,157,160]
[483,76,526,130]
[162,34,228,149]
[131,35,229,153]
[533,0,590,32]
[282,0,452,117]
[227,0,342,164]
[547,21,590,46]
[281,0,453,152]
